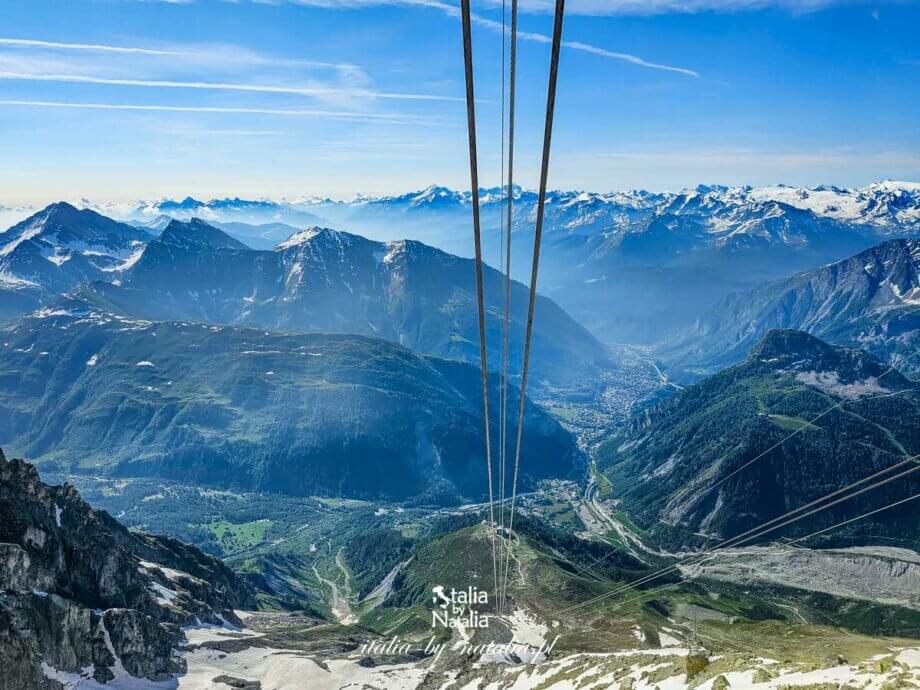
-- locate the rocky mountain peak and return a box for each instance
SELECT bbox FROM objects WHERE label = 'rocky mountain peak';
[158,218,249,251]
[0,203,151,300]
[751,328,837,361]
[41,200,81,219]
[275,226,354,251]
[749,329,913,396]
[6,202,145,243]
[0,450,256,688]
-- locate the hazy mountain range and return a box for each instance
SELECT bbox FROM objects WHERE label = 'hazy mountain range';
[3,187,920,508]
[6,180,917,343]
[78,218,614,395]
[25,180,914,237]
[4,183,920,687]
[0,205,613,398]
[665,238,920,377]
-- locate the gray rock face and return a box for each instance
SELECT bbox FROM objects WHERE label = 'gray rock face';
[682,545,920,610]
[0,450,255,688]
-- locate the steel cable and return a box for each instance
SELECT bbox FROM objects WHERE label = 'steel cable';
[460,0,499,600]
[500,0,565,612]
[562,455,920,615]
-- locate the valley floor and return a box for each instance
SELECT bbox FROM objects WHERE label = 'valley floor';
[40,473,920,690]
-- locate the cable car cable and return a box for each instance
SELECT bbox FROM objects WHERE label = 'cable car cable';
[501,0,565,611]
[460,0,499,600]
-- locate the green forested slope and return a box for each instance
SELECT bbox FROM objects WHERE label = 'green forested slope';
[0,310,581,503]
[598,330,920,547]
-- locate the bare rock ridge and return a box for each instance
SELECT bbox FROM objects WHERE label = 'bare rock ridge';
[0,449,256,689]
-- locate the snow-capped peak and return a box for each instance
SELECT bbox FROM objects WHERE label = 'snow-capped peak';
[276,228,325,250]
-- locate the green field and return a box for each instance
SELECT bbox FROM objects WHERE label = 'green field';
[205,519,272,551]
[769,413,820,431]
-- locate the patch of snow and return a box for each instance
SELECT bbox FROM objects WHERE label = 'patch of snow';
[658,631,682,648]
[102,246,145,273]
[149,581,179,607]
[382,240,406,265]
[0,271,39,288]
[33,308,72,319]
[46,252,71,266]
[795,370,892,399]
[0,217,45,257]
[147,631,431,690]
[276,228,322,250]
[477,609,554,664]
[139,560,200,584]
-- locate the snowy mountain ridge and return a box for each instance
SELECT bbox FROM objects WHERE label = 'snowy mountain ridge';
[4,180,917,232]
[663,237,920,375]
[0,202,150,303]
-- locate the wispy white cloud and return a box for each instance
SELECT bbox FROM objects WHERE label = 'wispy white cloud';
[15,3,701,77]
[0,99,433,124]
[562,42,698,77]
[394,0,701,76]
[487,0,851,15]
[0,35,462,110]
[0,70,461,101]
[0,36,367,73]
[0,38,186,56]
[249,0,854,16]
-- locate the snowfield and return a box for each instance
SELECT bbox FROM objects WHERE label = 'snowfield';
[39,609,920,689]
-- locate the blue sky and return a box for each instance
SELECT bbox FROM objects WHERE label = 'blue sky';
[0,0,917,205]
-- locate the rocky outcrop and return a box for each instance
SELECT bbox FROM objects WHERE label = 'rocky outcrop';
[0,450,256,688]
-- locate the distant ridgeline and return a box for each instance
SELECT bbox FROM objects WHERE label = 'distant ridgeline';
[663,238,920,378]
[0,203,601,504]
[3,189,920,508]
